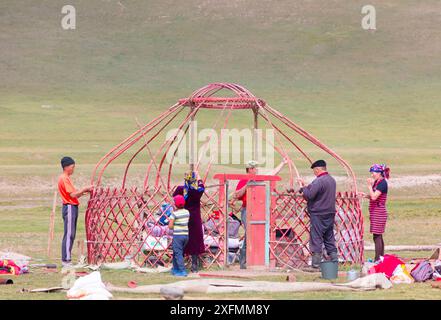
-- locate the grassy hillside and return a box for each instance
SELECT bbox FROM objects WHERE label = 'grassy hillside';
[1,0,440,175]
[0,1,439,223]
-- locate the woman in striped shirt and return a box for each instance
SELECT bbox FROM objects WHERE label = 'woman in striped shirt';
[362,164,390,262]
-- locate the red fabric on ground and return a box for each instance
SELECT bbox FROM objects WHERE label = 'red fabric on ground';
[373,254,405,278]
[0,260,21,275]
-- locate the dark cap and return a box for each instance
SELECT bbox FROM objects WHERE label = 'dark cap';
[61,156,75,169]
[311,159,327,169]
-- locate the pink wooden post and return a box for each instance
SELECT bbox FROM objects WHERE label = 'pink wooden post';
[214,174,281,269]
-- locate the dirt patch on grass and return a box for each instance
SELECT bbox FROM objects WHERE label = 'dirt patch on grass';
[0,204,47,211]
[388,175,441,188]
[1,174,440,206]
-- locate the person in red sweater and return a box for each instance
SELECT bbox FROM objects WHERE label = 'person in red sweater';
[232,158,288,269]
[58,156,93,267]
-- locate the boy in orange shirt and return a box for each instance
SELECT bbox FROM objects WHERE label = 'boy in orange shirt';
[58,156,93,267]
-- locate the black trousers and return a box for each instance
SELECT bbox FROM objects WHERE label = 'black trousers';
[309,213,337,255]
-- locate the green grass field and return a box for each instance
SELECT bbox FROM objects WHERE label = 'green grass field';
[1,0,441,299]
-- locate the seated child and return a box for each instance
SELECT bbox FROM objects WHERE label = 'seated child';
[168,195,190,277]
[158,203,173,226]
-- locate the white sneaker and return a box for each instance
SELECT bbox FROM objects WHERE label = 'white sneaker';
[62,261,72,267]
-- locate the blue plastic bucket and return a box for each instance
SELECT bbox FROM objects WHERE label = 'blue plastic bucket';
[347,269,360,281]
[320,261,338,279]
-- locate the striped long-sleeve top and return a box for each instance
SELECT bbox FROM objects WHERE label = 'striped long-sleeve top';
[170,208,190,236]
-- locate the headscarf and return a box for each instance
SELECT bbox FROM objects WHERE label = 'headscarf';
[183,172,205,200]
[369,164,390,179]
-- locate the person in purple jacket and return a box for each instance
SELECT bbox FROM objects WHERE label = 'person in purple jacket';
[297,160,338,268]
[173,171,205,273]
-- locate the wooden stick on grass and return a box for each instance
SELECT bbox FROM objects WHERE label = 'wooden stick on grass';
[47,178,57,259]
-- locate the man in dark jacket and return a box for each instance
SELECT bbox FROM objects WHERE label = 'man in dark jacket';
[299,160,338,268]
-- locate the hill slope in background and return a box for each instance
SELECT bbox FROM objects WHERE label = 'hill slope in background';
[0,0,440,176]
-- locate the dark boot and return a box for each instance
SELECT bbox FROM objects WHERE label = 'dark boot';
[330,252,338,262]
[191,255,199,273]
[311,253,321,268]
[239,254,247,269]
[239,242,247,269]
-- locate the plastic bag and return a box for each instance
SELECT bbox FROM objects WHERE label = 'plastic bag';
[433,260,441,280]
[67,271,112,300]
[390,264,414,284]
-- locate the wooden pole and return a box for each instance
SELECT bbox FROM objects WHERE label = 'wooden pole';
[47,178,57,259]
[224,180,229,268]
[189,107,196,172]
[253,109,258,161]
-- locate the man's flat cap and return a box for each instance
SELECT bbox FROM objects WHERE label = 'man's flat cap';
[311,159,327,169]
